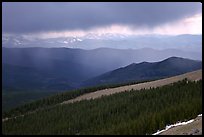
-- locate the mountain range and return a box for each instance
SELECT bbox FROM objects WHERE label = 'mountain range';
[2,34,202,53]
[2,47,202,91]
[2,47,202,110]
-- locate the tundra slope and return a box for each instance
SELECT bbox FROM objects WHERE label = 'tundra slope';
[62,69,202,104]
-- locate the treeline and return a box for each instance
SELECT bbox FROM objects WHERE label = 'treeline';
[3,79,202,135]
[2,78,156,119]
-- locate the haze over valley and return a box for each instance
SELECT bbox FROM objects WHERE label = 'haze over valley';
[2,2,202,135]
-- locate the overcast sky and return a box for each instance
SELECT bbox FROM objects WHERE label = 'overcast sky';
[2,2,202,38]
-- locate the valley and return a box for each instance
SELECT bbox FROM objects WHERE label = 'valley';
[2,50,202,110]
[2,2,202,135]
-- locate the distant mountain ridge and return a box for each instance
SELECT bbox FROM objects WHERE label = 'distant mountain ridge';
[2,47,202,91]
[83,57,202,87]
[2,34,202,53]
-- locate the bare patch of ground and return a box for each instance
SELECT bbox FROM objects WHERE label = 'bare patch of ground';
[62,69,202,104]
[158,115,202,135]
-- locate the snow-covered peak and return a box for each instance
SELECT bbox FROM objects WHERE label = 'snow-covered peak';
[83,33,129,40]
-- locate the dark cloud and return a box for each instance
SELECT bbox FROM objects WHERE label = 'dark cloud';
[2,2,202,34]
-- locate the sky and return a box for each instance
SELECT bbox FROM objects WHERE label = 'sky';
[2,2,202,39]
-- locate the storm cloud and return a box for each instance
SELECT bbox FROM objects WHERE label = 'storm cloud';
[2,2,202,34]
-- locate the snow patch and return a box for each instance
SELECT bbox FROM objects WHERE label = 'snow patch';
[152,114,202,135]
[198,114,202,117]
[63,41,69,44]
[77,38,83,41]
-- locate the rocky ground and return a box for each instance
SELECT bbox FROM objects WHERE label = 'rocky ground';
[158,115,202,135]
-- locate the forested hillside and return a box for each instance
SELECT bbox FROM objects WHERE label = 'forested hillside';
[83,57,202,86]
[3,79,202,135]
[2,79,153,118]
